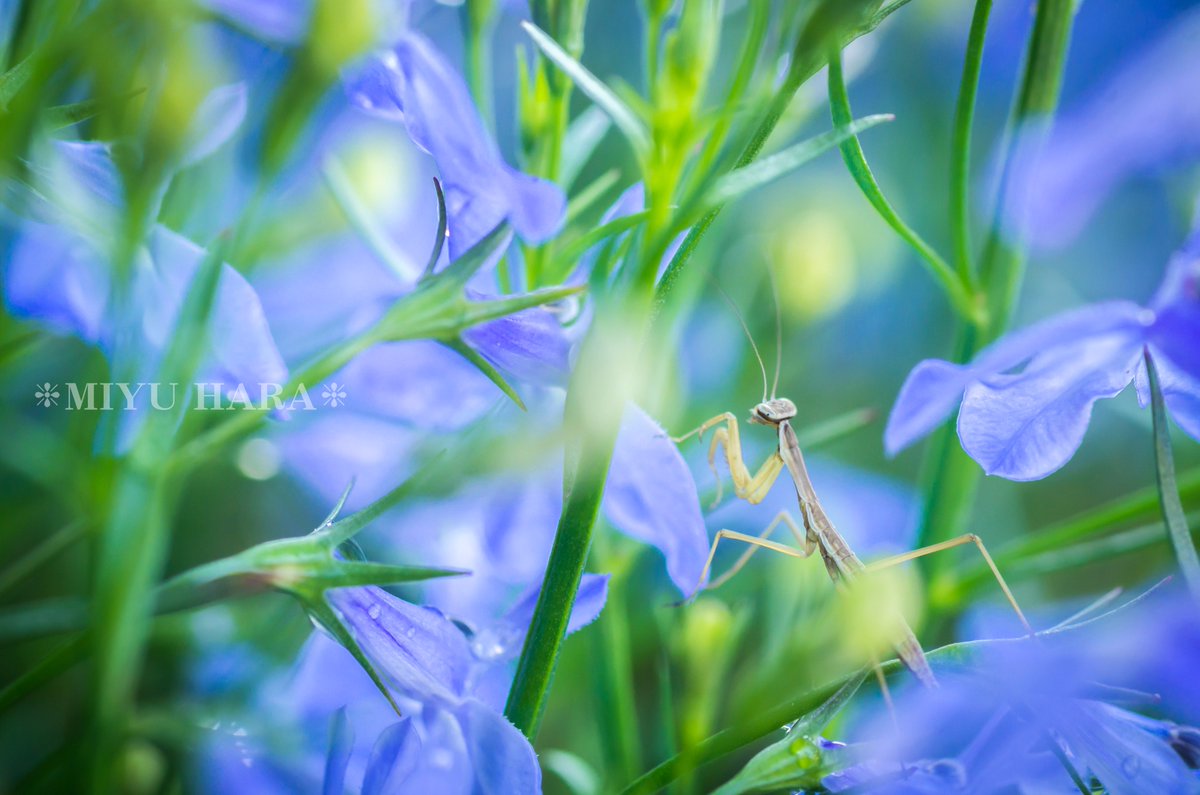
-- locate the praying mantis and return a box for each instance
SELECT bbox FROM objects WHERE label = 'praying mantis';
[672,282,1033,689]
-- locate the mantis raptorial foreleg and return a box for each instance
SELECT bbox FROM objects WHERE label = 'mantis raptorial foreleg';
[864,534,1034,635]
[672,413,785,507]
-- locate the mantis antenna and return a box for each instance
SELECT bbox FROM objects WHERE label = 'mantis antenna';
[711,278,769,403]
[765,263,783,401]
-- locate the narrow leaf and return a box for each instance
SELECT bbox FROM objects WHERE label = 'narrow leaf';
[560,106,612,187]
[0,54,33,108]
[443,337,528,411]
[1145,348,1200,598]
[706,115,893,206]
[522,21,651,154]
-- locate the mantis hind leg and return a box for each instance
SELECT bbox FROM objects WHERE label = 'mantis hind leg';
[686,511,814,599]
[865,533,1033,635]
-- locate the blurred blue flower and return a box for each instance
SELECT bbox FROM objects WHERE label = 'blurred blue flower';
[3,114,288,408]
[886,228,1200,480]
[200,0,407,46]
[1004,8,1200,249]
[345,33,566,259]
[830,588,1200,794]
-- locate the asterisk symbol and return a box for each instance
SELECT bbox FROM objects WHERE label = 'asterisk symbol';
[34,383,60,407]
[321,382,347,408]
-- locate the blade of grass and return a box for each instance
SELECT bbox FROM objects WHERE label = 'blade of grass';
[1145,348,1200,597]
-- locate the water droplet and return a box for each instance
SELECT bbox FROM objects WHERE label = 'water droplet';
[405,627,416,639]
[367,604,382,620]
[1138,309,1157,326]
[470,629,509,661]
[1122,756,1141,778]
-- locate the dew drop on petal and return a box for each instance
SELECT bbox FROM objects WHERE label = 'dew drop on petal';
[1122,756,1141,778]
[367,603,382,620]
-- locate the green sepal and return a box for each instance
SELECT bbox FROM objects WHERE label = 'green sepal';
[443,338,528,412]
[711,672,866,795]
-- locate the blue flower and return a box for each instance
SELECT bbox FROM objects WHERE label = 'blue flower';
[3,112,288,409]
[830,588,1200,794]
[1004,8,1200,249]
[202,574,607,795]
[886,228,1200,481]
[345,33,566,259]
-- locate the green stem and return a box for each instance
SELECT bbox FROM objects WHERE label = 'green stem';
[977,0,1073,338]
[948,0,992,282]
[0,521,83,597]
[503,401,619,736]
[1145,348,1200,598]
[652,0,912,313]
[827,51,981,326]
[591,554,642,782]
[917,0,1074,581]
[464,0,496,129]
[653,68,800,313]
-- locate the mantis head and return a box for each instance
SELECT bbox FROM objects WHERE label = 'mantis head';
[751,398,797,426]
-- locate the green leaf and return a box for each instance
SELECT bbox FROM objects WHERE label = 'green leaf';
[560,105,612,188]
[1145,348,1200,598]
[704,114,894,207]
[552,210,650,272]
[0,54,33,109]
[955,467,1200,594]
[521,20,651,154]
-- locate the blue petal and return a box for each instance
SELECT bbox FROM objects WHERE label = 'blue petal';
[5,222,110,341]
[200,0,312,42]
[461,298,574,387]
[360,719,424,795]
[324,586,474,704]
[150,227,290,388]
[327,340,502,428]
[1135,350,1200,442]
[345,34,565,256]
[182,82,249,166]
[885,301,1147,455]
[958,331,1143,480]
[1063,701,1196,795]
[884,359,974,457]
[275,412,421,509]
[322,708,354,795]
[603,403,709,595]
[1149,228,1200,380]
[458,700,542,795]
